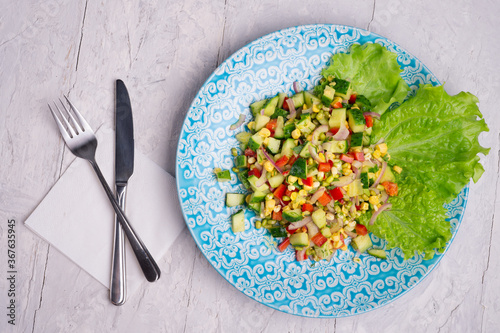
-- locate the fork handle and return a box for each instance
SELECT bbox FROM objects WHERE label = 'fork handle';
[89,160,161,282]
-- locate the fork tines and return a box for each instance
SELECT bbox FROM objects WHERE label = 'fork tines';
[48,96,92,139]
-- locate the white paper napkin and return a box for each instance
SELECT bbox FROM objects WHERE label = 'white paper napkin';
[25,126,185,295]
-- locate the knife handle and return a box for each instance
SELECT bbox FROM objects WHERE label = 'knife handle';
[88,161,161,283]
[110,185,127,305]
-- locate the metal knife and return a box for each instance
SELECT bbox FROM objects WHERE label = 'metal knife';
[110,79,135,305]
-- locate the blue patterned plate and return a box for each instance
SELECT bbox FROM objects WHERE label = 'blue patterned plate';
[176,24,468,317]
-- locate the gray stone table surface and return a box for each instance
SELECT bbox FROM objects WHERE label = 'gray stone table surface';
[1,0,499,332]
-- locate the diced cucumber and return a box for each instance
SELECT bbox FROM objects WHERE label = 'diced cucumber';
[247,133,263,151]
[254,114,271,131]
[226,193,246,207]
[290,91,305,108]
[299,141,314,158]
[360,172,370,189]
[231,210,245,233]
[250,99,267,116]
[282,122,296,138]
[268,227,287,238]
[347,179,363,197]
[333,78,352,99]
[268,174,285,189]
[290,157,307,179]
[270,108,288,119]
[216,169,231,182]
[323,140,348,154]
[322,85,335,105]
[281,138,297,158]
[321,227,332,238]
[248,175,270,192]
[329,108,346,128]
[347,108,365,133]
[263,95,279,116]
[367,248,387,259]
[249,189,269,203]
[304,91,321,108]
[273,116,285,139]
[350,132,364,148]
[380,167,396,183]
[351,234,373,253]
[311,208,326,229]
[296,115,315,136]
[235,131,252,145]
[355,94,372,108]
[238,169,251,190]
[247,202,261,213]
[234,155,247,169]
[266,137,281,154]
[282,209,303,222]
[290,232,309,247]
[278,92,287,108]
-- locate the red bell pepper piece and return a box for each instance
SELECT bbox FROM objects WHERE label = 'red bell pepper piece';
[248,168,261,178]
[272,210,282,221]
[353,152,365,162]
[311,233,328,247]
[278,237,290,252]
[340,153,354,163]
[348,94,357,104]
[275,155,289,168]
[302,176,313,187]
[364,115,373,128]
[317,192,332,206]
[355,224,368,236]
[296,249,307,261]
[329,187,344,201]
[318,162,331,173]
[301,203,314,213]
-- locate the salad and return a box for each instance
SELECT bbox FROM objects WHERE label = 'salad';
[219,43,489,262]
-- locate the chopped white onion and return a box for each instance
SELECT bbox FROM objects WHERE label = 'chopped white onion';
[371,161,387,188]
[286,99,296,119]
[288,216,312,230]
[311,125,329,145]
[331,174,355,187]
[369,203,392,225]
[229,114,246,130]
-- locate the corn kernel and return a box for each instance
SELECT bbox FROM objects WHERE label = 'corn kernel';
[393,165,402,174]
[290,192,298,201]
[341,244,348,251]
[259,128,271,138]
[333,97,343,104]
[246,194,252,204]
[247,121,255,130]
[308,157,314,164]
[326,212,335,220]
[342,163,351,169]
[313,181,321,188]
[264,161,274,172]
[373,150,381,159]
[362,194,369,201]
[377,143,388,155]
[345,120,350,129]
[287,185,295,191]
[312,104,320,113]
[302,211,311,217]
[274,205,281,212]
[303,185,312,191]
[306,134,313,142]
[282,203,291,210]
[353,257,362,264]
[288,175,298,183]
[299,189,307,197]
[361,202,369,210]
[263,137,270,145]
[291,129,301,139]
[248,157,256,164]
[332,234,340,242]
[298,178,303,185]
[343,168,353,176]
[350,105,360,110]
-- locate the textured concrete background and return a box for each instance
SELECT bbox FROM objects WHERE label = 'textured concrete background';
[0,0,498,331]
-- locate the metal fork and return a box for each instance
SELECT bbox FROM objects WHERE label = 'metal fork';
[48,97,161,283]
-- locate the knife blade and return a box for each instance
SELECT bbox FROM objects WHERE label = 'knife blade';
[110,79,134,305]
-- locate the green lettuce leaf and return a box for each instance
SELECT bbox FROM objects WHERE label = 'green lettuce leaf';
[360,84,489,259]
[372,84,490,203]
[319,43,410,114]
